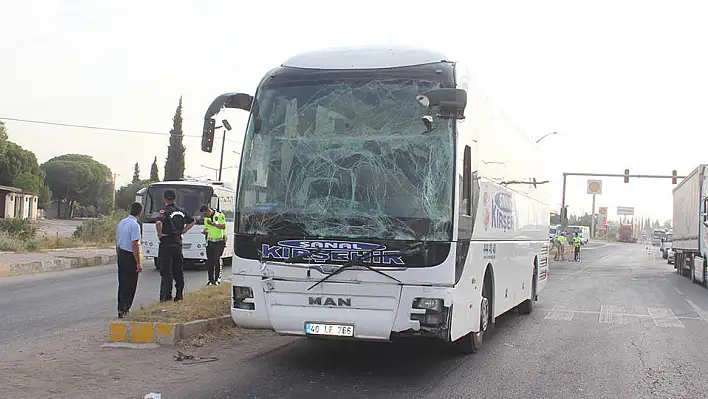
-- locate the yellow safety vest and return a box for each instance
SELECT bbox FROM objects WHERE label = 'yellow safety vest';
[204,211,226,240]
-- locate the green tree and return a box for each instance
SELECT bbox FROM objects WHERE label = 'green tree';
[38,185,52,208]
[115,180,150,210]
[132,162,140,183]
[0,120,7,144]
[42,154,113,219]
[0,123,46,196]
[164,97,185,181]
[150,156,160,181]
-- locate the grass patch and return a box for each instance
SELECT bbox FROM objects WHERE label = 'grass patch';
[126,283,231,323]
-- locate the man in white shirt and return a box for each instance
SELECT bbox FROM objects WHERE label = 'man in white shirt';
[115,202,143,318]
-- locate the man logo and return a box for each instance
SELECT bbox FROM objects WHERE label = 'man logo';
[308,297,352,307]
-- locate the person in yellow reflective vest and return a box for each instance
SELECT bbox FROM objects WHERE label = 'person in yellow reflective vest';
[573,232,582,262]
[555,233,567,261]
[200,205,227,286]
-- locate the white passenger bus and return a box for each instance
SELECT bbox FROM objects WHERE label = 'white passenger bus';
[201,46,550,353]
[136,179,236,269]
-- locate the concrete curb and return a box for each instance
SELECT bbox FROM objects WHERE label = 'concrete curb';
[0,254,118,278]
[108,315,234,346]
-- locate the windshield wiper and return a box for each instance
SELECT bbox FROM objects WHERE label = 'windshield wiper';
[306,242,425,291]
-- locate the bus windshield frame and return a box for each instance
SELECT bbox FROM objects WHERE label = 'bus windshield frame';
[234,64,456,243]
[142,184,214,225]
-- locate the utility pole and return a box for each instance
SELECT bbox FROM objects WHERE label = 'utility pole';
[112,173,119,213]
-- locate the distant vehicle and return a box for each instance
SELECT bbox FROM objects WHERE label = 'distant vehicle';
[672,164,707,285]
[660,232,673,258]
[618,223,637,243]
[135,179,235,269]
[666,247,675,265]
[651,229,667,247]
[202,45,551,353]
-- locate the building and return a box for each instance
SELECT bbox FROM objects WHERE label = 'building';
[0,185,39,220]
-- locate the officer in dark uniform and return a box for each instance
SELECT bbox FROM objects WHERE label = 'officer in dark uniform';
[156,189,195,302]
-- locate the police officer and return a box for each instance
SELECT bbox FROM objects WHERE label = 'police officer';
[573,232,582,262]
[156,189,195,302]
[200,204,227,286]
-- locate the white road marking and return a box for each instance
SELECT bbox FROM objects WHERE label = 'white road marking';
[674,287,684,295]
[647,307,685,328]
[544,303,574,321]
[537,307,704,321]
[599,305,626,325]
[685,299,708,324]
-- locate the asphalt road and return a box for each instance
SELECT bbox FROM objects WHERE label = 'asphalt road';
[0,261,231,350]
[170,242,708,399]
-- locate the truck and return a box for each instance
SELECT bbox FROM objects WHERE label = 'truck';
[135,179,236,269]
[618,222,636,243]
[672,164,708,286]
[201,45,551,354]
[651,228,666,247]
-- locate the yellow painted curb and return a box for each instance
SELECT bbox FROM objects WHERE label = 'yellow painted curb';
[108,321,178,345]
[107,316,233,346]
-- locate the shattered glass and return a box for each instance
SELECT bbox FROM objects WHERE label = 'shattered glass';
[236,79,454,241]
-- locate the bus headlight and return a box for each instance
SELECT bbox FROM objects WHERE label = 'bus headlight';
[413,298,443,312]
[233,286,255,310]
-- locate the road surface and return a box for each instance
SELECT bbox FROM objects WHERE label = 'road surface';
[184,242,708,398]
[0,261,230,350]
[2,242,708,398]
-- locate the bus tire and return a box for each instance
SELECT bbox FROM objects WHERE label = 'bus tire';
[223,256,233,267]
[454,274,492,354]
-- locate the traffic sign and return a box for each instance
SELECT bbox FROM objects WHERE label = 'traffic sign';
[587,180,603,195]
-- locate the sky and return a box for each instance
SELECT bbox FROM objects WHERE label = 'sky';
[2,0,708,223]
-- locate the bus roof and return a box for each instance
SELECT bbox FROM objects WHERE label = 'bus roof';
[282,45,451,70]
[148,179,235,191]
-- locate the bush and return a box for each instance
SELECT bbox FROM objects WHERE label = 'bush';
[0,233,27,252]
[73,211,128,244]
[0,218,38,240]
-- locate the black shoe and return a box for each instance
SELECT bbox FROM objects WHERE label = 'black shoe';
[174,292,184,302]
[160,297,173,303]
[206,281,214,286]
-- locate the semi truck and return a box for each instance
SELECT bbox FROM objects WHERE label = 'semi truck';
[618,222,636,243]
[671,164,707,286]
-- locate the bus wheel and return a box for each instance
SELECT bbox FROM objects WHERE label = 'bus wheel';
[455,281,491,354]
[223,257,233,267]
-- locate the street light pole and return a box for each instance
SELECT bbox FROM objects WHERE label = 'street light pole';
[536,131,558,144]
[218,127,226,181]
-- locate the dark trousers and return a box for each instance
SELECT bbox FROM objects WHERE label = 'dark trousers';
[117,249,139,312]
[159,244,185,301]
[206,240,226,283]
[574,245,580,261]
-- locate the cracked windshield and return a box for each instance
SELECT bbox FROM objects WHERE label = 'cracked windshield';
[2,1,708,398]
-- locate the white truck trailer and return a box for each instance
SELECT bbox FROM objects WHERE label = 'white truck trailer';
[671,164,708,286]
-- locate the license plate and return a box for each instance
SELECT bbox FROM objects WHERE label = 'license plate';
[305,323,354,337]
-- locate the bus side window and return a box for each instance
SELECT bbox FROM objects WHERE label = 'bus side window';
[462,145,472,216]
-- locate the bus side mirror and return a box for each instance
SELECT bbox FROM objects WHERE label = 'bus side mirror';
[416,88,467,119]
[202,92,253,153]
[210,195,219,210]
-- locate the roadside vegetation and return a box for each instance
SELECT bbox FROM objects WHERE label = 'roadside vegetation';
[0,211,126,252]
[126,283,230,323]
